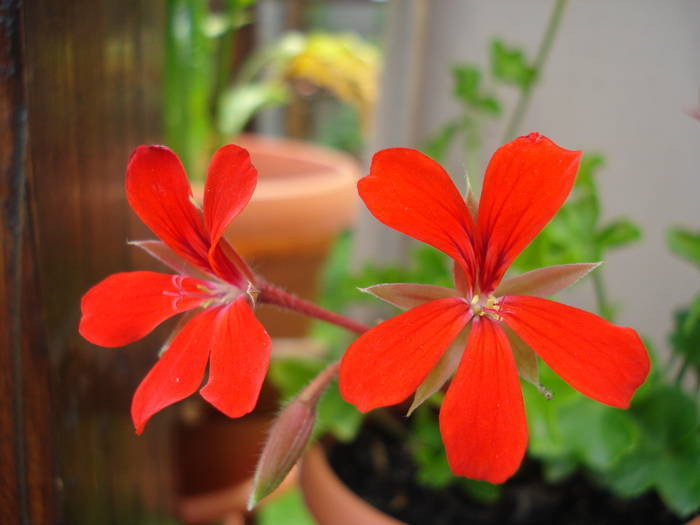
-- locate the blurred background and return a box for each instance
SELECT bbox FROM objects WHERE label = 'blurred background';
[2,1,699,524]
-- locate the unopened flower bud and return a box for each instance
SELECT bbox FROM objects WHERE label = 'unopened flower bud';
[247,361,339,510]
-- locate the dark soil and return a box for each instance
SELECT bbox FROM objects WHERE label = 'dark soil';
[328,418,685,525]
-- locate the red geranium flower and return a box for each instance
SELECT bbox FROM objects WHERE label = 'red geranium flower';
[79,144,271,434]
[339,133,650,483]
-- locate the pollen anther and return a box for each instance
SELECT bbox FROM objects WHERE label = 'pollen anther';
[471,293,502,320]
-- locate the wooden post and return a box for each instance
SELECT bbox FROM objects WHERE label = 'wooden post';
[1,1,179,523]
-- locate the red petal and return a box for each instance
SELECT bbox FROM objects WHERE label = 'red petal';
[208,237,255,287]
[440,318,528,483]
[79,271,207,347]
[359,148,477,278]
[339,298,471,412]
[200,296,272,418]
[126,145,211,270]
[131,308,218,434]
[203,145,257,250]
[477,133,581,291]
[500,295,650,408]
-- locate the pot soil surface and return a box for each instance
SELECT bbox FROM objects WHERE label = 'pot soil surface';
[328,419,681,525]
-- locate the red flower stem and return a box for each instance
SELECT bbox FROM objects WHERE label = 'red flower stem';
[299,361,341,404]
[257,282,370,335]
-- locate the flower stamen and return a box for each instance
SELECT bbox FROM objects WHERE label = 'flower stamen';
[470,293,503,321]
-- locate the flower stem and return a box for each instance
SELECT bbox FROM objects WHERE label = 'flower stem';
[591,269,615,322]
[501,0,568,142]
[299,361,341,404]
[257,281,370,335]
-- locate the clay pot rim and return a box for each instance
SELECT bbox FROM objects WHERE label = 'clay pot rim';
[300,444,406,525]
[234,133,361,201]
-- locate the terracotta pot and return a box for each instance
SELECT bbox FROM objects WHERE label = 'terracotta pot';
[197,134,360,337]
[300,446,406,525]
[229,134,359,256]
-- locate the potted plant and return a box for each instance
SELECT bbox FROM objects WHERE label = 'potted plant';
[266,144,700,525]
[76,4,699,524]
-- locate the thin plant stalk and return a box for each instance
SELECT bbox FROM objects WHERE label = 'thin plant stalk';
[501,0,568,142]
[591,267,615,322]
[258,281,370,335]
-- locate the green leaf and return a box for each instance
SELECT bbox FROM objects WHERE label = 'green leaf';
[450,65,501,117]
[268,358,362,443]
[619,384,700,516]
[655,432,700,517]
[268,358,323,401]
[523,365,581,461]
[604,432,658,498]
[668,227,700,270]
[256,486,316,525]
[631,384,698,449]
[461,479,501,504]
[218,82,288,136]
[317,382,362,442]
[669,294,700,372]
[541,456,577,483]
[478,95,501,116]
[489,39,536,90]
[555,398,640,472]
[595,219,642,251]
[410,407,455,489]
[452,66,482,105]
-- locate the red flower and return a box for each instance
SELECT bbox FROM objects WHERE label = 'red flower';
[79,145,271,434]
[339,133,650,483]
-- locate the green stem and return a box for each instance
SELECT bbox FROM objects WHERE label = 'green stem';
[591,269,614,322]
[501,0,568,142]
[675,359,690,387]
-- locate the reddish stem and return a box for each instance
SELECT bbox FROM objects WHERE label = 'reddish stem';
[299,361,341,404]
[257,282,370,335]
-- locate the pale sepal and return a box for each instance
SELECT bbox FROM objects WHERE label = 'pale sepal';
[503,325,551,399]
[453,261,470,296]
[129,240,215,282]
[495,262,601,298]
[361,282,459,310]
[464,172,478,221]
[407,328,470,416]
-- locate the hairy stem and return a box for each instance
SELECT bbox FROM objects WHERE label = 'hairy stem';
[299,361,341,404]
[501,0,568,142]
[257,281,370,335]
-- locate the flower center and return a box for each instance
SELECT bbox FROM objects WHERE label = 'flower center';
[163,275,244,309]
[200,280,244,307]
[469,293,503,321]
